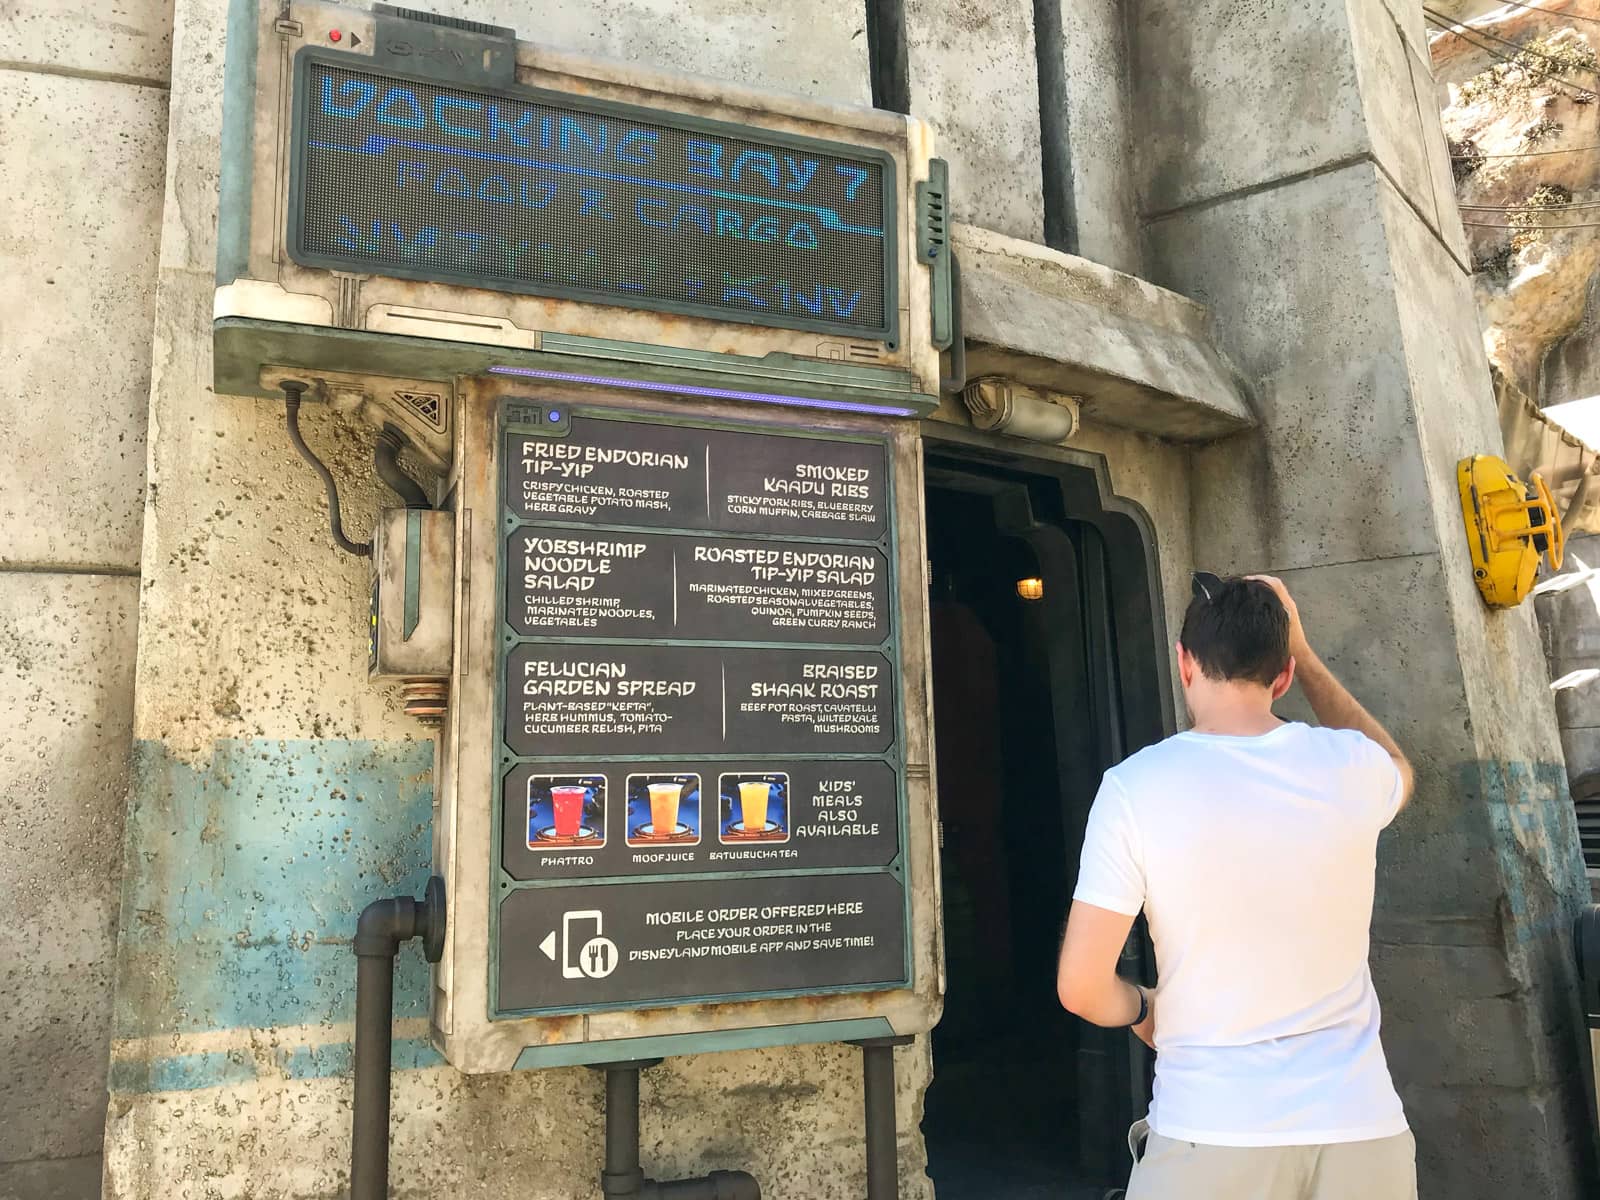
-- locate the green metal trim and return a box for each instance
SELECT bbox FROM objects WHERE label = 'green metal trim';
[510,1017,898,1069]
[488,400,913,1022]
[285,46,901,345]
[916,158,952,351]
[216,0,259,285]
[211,320,937,416]
[403,508,422,639]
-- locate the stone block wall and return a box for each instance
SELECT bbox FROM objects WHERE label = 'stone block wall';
[0,3,171,1196]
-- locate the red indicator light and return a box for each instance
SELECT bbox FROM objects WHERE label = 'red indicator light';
[329,29,342,42]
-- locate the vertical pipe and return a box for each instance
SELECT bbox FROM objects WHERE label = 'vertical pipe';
[351,953,397,1200]
[604,1065,646,1198]
[860,1041,898,1200]
[864,0,910,114]
[1032,0,1078,254]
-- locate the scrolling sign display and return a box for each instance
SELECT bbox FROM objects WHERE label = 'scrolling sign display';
[288,53,897,340]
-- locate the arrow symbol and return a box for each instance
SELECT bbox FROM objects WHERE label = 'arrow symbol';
[539,930,557,961]
[349,31,362,48]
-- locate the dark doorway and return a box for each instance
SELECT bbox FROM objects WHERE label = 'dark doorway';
[919,443,1169,1200]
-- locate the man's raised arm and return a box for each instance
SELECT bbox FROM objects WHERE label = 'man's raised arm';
[1250,574,1416,810]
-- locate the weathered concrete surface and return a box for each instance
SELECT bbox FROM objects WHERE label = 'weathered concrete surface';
[1137,0,1597,1187]
[1152,166,1445,572]
[0,572,139,1180]
[1539,533,1600,782]
[1056,0,1141,274]
[906,0,1044,241]
[1131,0,1464,262]
[1,19,166,1195]
[953,223,1252,442]
[1131,0,1367,216]
[396,0,871,105]
[0,1155,106,1200]
[0,70,165,571]
[0,0,174,82]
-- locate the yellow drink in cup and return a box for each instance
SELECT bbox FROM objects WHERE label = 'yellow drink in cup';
[647,782,682,835]
[738,780,771,831]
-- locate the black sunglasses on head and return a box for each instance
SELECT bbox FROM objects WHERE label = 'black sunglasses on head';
[1191,571,1222,603]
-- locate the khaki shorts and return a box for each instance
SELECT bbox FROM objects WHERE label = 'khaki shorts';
[1125,1120,1418,1200]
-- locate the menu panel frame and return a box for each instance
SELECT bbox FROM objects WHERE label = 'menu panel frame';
[491,401,911,1019]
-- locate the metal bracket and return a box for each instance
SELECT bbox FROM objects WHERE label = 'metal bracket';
[917,158,953,351]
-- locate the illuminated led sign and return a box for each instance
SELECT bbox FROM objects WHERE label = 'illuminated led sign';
[288,53,898,341]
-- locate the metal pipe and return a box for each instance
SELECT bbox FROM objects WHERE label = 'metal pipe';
[281,381,372,557]
[350,878,445,1200]
[865,0,909,113]
[374,423,433,510]
[596,1061,761,1200]
[853,1036,912,1200]
[603,1063,648,1200]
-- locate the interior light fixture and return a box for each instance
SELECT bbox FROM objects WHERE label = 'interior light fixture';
[1016,577,1044,601]
[486,365,918,418]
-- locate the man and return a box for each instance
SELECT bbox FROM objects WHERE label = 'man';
[1057,573,1416,1199]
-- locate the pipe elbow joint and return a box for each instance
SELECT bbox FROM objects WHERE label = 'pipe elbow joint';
[354,896,418,959]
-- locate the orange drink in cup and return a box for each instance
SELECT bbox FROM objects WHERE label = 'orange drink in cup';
[738,780,771,831]
[648,782,682,835]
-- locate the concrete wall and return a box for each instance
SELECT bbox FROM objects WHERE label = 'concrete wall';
[1540,533,1600,786]
[0,3,170,1197]
[1134,0,1596,1193]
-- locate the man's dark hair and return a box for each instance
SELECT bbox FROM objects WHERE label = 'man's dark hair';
[1179,576,1290,686]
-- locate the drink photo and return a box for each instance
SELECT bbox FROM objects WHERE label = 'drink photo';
[527,774,607,848]
[719,772,789,843]
[626,773,701,846]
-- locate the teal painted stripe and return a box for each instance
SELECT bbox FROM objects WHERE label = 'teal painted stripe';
[115,739,435,1041]
[282,1036,444,1080]
[109,1049,255,1094]
[511,1017,897,1070]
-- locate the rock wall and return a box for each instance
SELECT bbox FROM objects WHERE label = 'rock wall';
[0,2,170,1195]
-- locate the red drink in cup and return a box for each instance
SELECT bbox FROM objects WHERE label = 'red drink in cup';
[551,785,587,838]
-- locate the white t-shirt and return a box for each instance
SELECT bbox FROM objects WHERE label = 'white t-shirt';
[1072,722,1409,1147]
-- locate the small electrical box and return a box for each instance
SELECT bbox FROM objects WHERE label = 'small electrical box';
[369,508,455,680]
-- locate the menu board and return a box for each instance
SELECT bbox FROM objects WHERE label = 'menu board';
[495,406,907,1016]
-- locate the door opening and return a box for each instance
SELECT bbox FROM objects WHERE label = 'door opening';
[919,445,1169,1199]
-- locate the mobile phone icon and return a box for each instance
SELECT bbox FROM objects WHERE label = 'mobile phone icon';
[562,909,603,979]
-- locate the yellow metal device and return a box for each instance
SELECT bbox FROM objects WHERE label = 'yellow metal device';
[1457,455,1564,608]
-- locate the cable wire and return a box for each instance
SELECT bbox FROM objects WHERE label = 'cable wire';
[1478,0,1600,28]
[1452,144,1600,158]
[1461,199,1600,209]
[281,382,373,558]
[1463,217,1600,227]
[1425,4,1600,78]
[1425,9,1600,96]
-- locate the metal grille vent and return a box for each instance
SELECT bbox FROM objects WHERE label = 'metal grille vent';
[372,4,513,37]
[393,389,446,432]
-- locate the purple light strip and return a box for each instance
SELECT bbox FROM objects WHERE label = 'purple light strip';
[485,365,918,417]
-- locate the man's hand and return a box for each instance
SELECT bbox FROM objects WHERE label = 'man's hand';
[1247,572,1415,810]
[1248,573,1310,660]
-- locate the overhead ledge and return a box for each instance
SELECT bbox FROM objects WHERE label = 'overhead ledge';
[953,224,1255,442]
